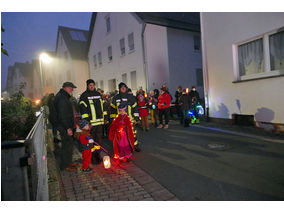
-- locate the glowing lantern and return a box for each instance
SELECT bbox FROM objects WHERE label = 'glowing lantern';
[34,99,41,105]
[103,156,111,169]
[196,104,204,115]
[144,93,148,98]
[186,88,189,94]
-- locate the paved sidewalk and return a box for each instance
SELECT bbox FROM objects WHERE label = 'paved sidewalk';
[196,120,284,144]
[59,149,178,201]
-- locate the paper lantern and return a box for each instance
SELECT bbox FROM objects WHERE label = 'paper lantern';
[103,156,111,169]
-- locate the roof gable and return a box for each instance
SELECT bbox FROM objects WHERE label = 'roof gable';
[56,25,89,60]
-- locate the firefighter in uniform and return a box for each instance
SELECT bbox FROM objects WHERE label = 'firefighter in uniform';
[110,82,141,152]
[79,79,108,162]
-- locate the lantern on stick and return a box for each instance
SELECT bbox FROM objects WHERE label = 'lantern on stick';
[103,156,111,169]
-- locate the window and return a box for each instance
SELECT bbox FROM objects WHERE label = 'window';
[238,38,264,76]
[235,28,284,81]
[269,31,284,71]
[93,55,97,69]
[120,38,125,56]
[69,30,87,41]
[128,33,135,51]
[67,70,71,81]
[106,16,111,33]
[122,73,127,84]
[108,79,116,92]
[98,52,102,66]
[108,46,112,61]
[194,35,201,51]
[130,71,137,90]
[196,69,203,86]
[100,80,104,90]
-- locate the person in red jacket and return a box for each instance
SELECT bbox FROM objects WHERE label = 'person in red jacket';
[108,102,135,162]
[157,85,171,129]
[137,93,149,131]
[77,119,97,173]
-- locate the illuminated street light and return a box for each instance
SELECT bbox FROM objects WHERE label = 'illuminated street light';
[40,52,52,63]
[39,52,52,97]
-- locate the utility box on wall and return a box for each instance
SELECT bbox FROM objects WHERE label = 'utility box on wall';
[232,114,255,126]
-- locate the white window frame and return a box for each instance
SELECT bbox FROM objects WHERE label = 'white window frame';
[128,32,135,52]
[120,38,125,56]
[233,28,284,82]
[108,46,112,62]
[105,15,111,34]
[130,71,137,90]
[122,73,127,84]
[98,52,102,66]
[93,54,97,69]
[100,80,104,90]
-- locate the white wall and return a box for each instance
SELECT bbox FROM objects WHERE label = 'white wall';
[201,12,284,124]
[56,32,88,98]
[167,28,203,97]
[88,12,145,93]
[144,24,169,93]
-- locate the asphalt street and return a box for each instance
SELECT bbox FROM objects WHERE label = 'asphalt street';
[120,120,284,201]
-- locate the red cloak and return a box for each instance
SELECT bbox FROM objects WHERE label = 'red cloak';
[108,114,135,159]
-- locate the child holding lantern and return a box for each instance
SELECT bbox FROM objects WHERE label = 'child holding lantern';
[75,119,100,173]
[108,102,135,162]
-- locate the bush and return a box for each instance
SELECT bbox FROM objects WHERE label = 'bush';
[1,91,37,140]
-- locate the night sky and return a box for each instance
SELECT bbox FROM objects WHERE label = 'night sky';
[1,12,92,91]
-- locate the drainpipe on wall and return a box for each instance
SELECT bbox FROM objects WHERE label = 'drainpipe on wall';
[200,13,210,122]
[141,23,149,92]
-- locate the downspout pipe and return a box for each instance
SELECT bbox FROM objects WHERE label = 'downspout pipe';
[200,13,210,121]
[141,23,148,92]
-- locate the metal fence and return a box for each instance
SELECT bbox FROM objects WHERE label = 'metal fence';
[25,108,48,200]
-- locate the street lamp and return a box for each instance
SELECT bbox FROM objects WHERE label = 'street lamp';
[39,52,52,97]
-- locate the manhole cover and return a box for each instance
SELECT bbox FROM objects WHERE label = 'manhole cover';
[206,143,232,151]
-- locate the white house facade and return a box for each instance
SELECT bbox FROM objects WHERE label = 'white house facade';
[87,12,203,97]
[55,26,90,98]
[200,12,284,131]
[88,12,145,94]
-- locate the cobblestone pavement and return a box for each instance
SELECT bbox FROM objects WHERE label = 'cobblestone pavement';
[59,149,178,201]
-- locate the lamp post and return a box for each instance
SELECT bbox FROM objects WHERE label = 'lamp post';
[39,52,51,97]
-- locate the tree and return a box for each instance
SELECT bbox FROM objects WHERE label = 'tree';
[1,25,8,56]
[1,91,36,140]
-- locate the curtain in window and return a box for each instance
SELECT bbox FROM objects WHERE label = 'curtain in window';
[269,31,284,71]
[238,38,264,76]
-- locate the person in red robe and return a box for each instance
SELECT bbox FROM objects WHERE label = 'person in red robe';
[108,102,135,162]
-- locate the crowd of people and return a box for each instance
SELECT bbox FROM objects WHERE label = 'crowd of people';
[48,79,201,173]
